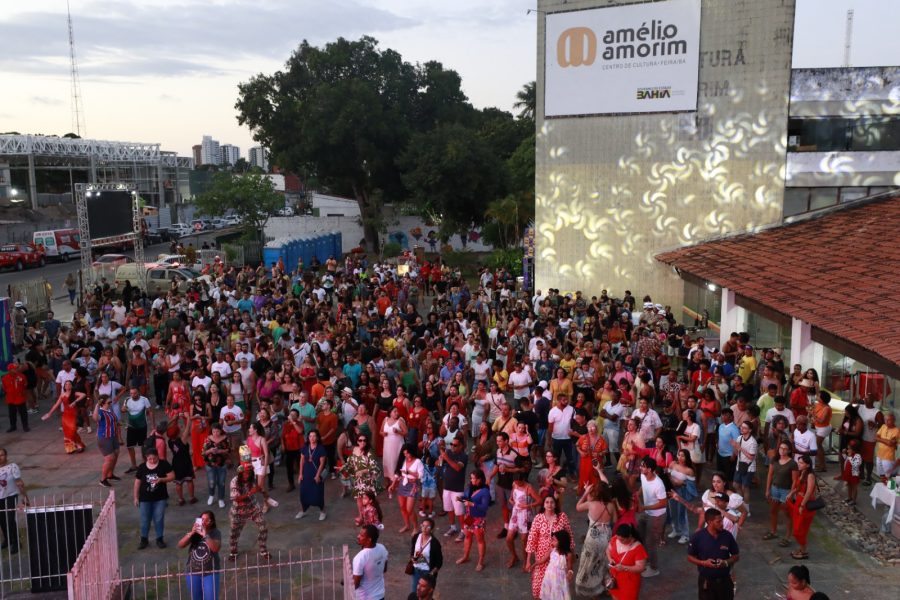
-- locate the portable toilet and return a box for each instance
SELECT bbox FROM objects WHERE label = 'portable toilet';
[329,231,341,258]
[286,238,298,271]
[263,239,283,271]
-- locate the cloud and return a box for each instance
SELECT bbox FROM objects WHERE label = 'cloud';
[30,96,64,106]
[0,0,418,79]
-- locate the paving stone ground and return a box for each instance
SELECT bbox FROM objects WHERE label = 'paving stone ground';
[5,412,900,599]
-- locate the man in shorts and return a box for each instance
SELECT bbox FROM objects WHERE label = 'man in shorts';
[123,387,154,473]
[439,436,468,542]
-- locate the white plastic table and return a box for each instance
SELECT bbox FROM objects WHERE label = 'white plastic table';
[869,482,900,532]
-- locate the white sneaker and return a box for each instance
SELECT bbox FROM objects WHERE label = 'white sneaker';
[678,536,689,545]
[418,510,427,517]
[642,568,660,578]
[87,426,92,434]
[667,530,679,539]
[218,500,226,508]
[295,510,306,519]
[319,512,326,521]
[207,496,214,506]
[443,526,457,537]
[266,498,279,507]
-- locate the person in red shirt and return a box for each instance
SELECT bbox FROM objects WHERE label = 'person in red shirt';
[2,363,29,432]
[282,409,304,492]
[375,292,392,318]
[789,380,813,421]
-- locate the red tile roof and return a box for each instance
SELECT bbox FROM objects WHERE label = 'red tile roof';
[656,196,900,368]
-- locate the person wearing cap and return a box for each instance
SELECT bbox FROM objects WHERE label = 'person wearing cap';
[2,363,29,433]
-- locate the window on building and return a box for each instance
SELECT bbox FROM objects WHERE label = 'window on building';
[788,117,900,152]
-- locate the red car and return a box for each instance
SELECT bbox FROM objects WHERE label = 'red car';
[0,243,46,271]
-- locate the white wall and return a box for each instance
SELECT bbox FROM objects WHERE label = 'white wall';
[265,213,497,254]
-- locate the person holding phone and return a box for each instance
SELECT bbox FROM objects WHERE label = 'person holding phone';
[177,511,221,600]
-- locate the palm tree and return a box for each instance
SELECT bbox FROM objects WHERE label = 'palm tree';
[513,81,536,122]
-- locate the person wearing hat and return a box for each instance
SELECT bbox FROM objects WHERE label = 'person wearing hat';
[789,379,814,422]
[12,302,26,351]
[2,363,29,433]
[228,447,270,560]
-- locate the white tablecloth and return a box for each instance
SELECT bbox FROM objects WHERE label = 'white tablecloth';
[870,482,900,531]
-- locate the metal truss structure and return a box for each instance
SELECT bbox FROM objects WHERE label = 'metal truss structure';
[0,135,192,168]
[75,183,146,290]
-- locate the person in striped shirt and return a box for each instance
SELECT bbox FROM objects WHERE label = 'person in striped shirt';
[93,394,121,488]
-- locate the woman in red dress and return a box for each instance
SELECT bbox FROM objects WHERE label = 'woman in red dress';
[189,393,210,470]
[41,381,86,453]
[525,494,574,599]
[606,523,648,600]
[787,454,818,560]
[165,371,190,423]
[298,356,317,397]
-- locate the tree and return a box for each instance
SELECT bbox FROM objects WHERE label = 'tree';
[513,81,536,122]
[398,123,503,238]
[194,173,283,240]
[231,158,250,174]
[237,37,436,251]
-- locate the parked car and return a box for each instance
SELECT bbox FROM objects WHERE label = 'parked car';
[92,254,133,268]
[168,223,193,238]
[114,263,208,297]
[210,218,228,230]
[0,243,46,271]
[223,215,241,226]
[190,219,207,232]
[276,206,294,217]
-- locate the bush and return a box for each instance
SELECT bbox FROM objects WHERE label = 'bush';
[441,250,474,269]
[382,242,402,258]
[488,247,524,276]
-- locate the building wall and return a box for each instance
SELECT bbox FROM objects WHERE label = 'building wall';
[200,136,220,166]
[536,0,795,307]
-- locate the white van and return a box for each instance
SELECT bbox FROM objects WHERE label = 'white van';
[114,262,200,297]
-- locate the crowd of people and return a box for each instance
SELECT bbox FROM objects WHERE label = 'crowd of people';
[2,251,897,600]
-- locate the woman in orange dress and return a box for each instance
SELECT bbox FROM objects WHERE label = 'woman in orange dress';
[41,381,86,453]
[605,523,647,600]
[577,421,608,495]
[787,454,818,560]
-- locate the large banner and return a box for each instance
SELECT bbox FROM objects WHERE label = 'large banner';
[545,0,701,117]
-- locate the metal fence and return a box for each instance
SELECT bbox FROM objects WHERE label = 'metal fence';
[0,490,105,599]
[112,546,352,600]
[67,490,119,600]
[6,277,52,322]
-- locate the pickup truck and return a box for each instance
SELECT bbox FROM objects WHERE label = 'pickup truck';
[0,243,46,271]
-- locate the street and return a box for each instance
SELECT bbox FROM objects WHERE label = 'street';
[0,230,224,302]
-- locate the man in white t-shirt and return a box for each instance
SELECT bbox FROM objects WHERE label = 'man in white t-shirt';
[191,368,212,392]
[637,456,667,577]
[507,363,532,404]
[352,525,388,600]
[547,394,576,476]
[210,352,232,379]
[54,361,77,396]
[792,415,817,466]
[764,397,795,438]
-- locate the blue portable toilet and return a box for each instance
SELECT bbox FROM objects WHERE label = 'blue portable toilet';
[330,231,342,258]
[287,238,298,270]
[263,239,283,271]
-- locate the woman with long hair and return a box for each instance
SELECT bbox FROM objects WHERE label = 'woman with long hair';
[189,393,210,470]
[390,443,424,533]
[42,380,86,453]
[574,476,617,598]
[345,435,381,522]
[247,422,276,512]
[165,371,191,423]
[177,510,221,600]
[764,440,797,546]
[787,454,817,560]
[576,421,607,495]
[525,494,574,599]
[296,429,328,521]
[381,406,408,496]
[455,469,492,572]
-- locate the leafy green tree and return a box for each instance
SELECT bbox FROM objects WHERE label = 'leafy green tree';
[231,158,250,174]
[398,123,503,238]
[194,172,283,240]
[236,37,453,251]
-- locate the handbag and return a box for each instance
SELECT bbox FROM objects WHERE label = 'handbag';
[803,475,825,511]
[404,559,415,575]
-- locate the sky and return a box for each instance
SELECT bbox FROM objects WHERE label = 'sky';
[0,0,537,158]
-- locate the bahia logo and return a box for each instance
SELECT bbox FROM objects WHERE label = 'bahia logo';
[636,88,672,100]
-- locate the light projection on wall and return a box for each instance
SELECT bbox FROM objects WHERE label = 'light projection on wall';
[535,0,796,301]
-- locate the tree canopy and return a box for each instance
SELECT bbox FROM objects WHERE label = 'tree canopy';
[194,172,283,240]
[235,36,534,250]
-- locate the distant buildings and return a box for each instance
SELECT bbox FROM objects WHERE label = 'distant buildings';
[220,144,240,166]
[200,135,221,166]
[191,144,202,167]
[249,146,269,171]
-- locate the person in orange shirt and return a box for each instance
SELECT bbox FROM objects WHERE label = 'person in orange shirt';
[375,291,392,318]
[316,398,339,479]
[310,370,329,405]
[812,391,833,473]
[2,363,29,432]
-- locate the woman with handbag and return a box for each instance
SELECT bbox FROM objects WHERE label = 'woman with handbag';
[677,408,705,482]
[604,523,647,600]
[787,454,820,560]
[407,517,443,594]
